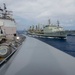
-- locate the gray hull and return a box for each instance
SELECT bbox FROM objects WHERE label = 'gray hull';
[44,31,67,38]
[36,31,67,38]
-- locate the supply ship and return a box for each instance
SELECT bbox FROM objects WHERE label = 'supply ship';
[28,19,67,38]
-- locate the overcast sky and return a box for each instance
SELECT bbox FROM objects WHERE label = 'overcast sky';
[0,0,75,30]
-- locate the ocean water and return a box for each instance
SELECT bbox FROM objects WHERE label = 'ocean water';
[35,36,75,57]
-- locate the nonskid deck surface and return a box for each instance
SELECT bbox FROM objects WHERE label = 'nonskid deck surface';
[0,36,75,75]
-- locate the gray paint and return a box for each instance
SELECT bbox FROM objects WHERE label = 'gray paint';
[0,19,16,27]
[0,36,75,75]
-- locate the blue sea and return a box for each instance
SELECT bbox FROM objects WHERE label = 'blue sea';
[18,30,75,57]
[35,36,75,57]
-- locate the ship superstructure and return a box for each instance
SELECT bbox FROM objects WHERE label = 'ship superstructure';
[0,4,26,63]
[0,3,16,40]
[43,20,67,38]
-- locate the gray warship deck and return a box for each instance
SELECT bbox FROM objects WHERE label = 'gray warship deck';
[0,36,75,75]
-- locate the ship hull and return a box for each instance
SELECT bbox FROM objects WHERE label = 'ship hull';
[36,31,67,38]
[45,31,66,38]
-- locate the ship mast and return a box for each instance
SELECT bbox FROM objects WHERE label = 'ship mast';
[3,3,7,18]
[48,19,51,25]
[57,20,60,27]
[0,3,13,20]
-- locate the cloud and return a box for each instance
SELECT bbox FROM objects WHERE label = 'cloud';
[0,0,75,30]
